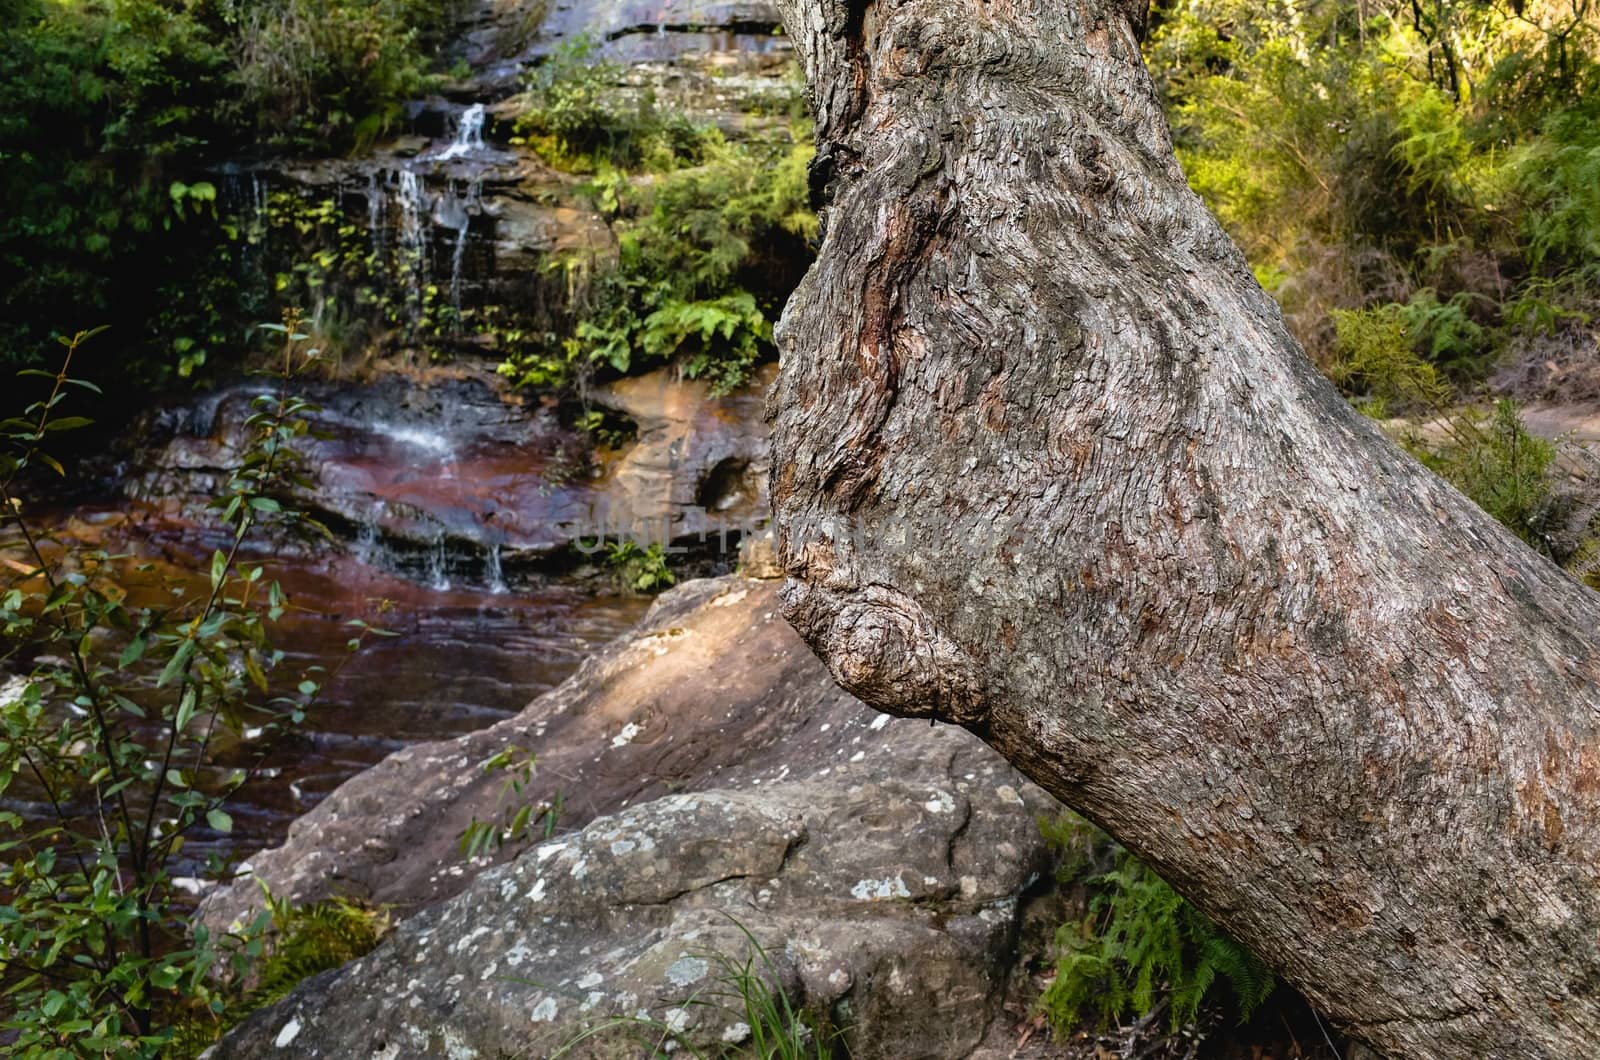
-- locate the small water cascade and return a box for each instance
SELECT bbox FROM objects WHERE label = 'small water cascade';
[427,535,452,591]
[485,542,507,595]
[395,169,430,324]
[222,170,271,283]
[353,500,388,566]
[372,419,457,481]
[450,221,470,321]
[437,103,487,161]
[372,420,453,457]
[366,172,387,264]
[435,179,476,322]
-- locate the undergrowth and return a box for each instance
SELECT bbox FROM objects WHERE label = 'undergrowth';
[1037,814,1275,1038]
[169,891,390,1055]
[1152,0,1600,385]
[498,36,816,397]
[1329,300,1600,576]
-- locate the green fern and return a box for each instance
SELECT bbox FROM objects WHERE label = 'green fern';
[1039,836,1274,1035]
[250,892,391,1007]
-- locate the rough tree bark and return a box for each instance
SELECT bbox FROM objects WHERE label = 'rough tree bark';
[766,1,1600,1056]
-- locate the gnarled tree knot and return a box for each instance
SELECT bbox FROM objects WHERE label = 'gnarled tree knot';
[781,580,986,726]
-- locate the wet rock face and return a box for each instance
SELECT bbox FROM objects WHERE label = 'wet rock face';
[593,360,776,543]
[128,365,771,576]
[201,576,1058,1057]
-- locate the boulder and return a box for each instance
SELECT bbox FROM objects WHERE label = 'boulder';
[197,576,1029,924]
[210,728,1051,1058]
[200,576,1062,1057]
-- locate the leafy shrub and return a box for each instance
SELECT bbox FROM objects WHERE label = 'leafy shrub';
[231,0,459,150]
[0,0,462,387]
[1515,101,1600,272]
[554,133,812,394]
[1414,398,1562,549]
[1151,0,1600,378]
[1037,817,1274,1036]
[606,541,677,594]
[458,746,561,861]
[1328,303,1451,414]
[0,0,234,378]
[496,38,815,394]
[170,891,390,1054]
[514,37,712,173]
[0,318,381,1055]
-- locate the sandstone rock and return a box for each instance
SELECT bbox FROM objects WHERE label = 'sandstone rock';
[199,576,1061,1057]
[590,362,775,545]
[129,365,771,569]
[198,577,999,924]
[738,527,783,579]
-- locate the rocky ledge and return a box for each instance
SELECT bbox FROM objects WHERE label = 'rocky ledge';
[201,574,1065,1057]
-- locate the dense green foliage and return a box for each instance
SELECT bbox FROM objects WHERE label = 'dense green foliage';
[1151,0,1599,378]
[1037,815,1276,1036]
[563,132,813,396]
[230,0,458,150]
[0,0,458,382]
[1152,0,1600,583]
[512,38,712,174]
[169,891,388,1054]
[500,46,816,396]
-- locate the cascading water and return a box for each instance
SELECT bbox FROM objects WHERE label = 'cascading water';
[438,103,487,161]
[366,172,387,264]
[395,169,430,326]
[427,534,452,591]
[437,179,473,322]
[485,543,507,595]
[353,500,388,567]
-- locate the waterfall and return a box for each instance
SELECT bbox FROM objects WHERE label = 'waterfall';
[450,212,470,320]
[427,535,451,592]
[353,500,388,566]
[438,103,487,161]
[372,421,453,457]
[366,171,386,264]
[485,543,507,595]
[435,178,480,326]
[395,169,429,325]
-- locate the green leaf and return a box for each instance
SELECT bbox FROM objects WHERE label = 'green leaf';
[119,636,147,668]
[206,809,233,834]
[157,639,197,688]
[175,687,197,732]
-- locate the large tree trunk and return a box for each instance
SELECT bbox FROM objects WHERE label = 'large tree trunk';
[766,1,1600,1056]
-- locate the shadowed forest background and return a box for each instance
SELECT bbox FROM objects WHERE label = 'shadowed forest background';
[1,0,1598,1056]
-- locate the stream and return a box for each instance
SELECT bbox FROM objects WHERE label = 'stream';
[28,499,649,874]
